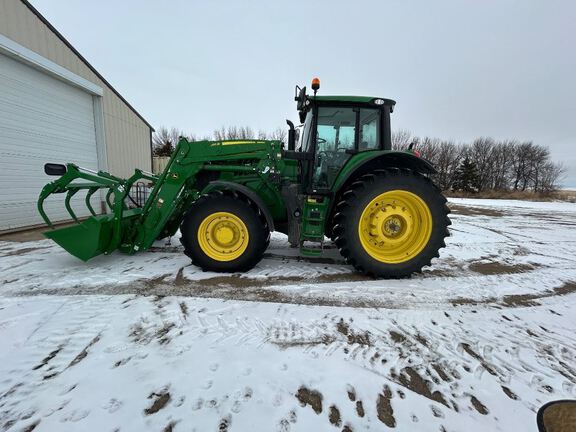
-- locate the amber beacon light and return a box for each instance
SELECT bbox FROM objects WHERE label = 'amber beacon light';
[311,77,320,95]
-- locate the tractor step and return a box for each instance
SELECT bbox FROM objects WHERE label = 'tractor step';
[300,247,323,257]
[300,238,324,257]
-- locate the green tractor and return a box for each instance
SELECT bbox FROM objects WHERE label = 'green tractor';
[38,79,450,278]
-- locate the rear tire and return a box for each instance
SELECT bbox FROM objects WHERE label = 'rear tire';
[333,169,450,278]
[180,193,269,272]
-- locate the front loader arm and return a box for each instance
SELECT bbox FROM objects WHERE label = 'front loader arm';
[38,137,280,261]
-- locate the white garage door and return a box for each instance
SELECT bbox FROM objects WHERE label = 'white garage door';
[0,53,99,231]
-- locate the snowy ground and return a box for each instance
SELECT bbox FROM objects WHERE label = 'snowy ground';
[1,198,575,432]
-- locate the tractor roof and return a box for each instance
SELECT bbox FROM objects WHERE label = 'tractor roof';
[313,95,396,106]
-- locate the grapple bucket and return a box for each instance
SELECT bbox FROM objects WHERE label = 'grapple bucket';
[44,215,115,261]
[38,163,157,261]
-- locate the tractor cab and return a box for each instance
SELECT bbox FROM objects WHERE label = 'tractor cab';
[285,79,396,193]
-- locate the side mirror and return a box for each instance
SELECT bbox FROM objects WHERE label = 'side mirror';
[537,400,576,432]
[44,163,67,176]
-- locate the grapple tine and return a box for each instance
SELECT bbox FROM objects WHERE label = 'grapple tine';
[106,188,114,210]
[85,187,99,216]
[65,189,81,222]
[37,185,54,228]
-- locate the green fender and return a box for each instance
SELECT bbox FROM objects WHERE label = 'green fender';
[332,151,436,194]
[201,180,275,231]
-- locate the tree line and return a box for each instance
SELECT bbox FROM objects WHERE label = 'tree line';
[153,126,564,194]
[152,126,287,157]
[392,130,565,194]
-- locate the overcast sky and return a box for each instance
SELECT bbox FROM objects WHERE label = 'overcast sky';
[31,0,576,186]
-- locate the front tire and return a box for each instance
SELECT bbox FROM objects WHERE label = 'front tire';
[333,169,450,278]
[180,193,269,272]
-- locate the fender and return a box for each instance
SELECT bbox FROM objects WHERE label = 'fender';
[202,180,275,231]
[332,151,436,194]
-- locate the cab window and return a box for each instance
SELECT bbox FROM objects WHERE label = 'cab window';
[359,109,380,150]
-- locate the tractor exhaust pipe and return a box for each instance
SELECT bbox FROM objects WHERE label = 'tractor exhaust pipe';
[286,119,295,151]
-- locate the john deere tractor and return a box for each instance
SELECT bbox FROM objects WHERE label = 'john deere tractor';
[38,79,450,278]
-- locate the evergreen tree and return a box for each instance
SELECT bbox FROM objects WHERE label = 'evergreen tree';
[453,157,481,193]
[153,141,175,157]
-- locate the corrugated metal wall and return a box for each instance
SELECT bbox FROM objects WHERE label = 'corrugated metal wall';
[152,157,171,174]
[0,0,152,178]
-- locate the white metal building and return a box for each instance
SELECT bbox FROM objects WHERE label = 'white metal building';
[0,0,153,232]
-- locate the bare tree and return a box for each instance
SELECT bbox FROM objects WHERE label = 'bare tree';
[391,129,413,150]
[432,140,465,190]
[186,132,211,143]
[416,136,440,162]
[490,141,515,191]
[213,126,256,140]
[468,138,495,191]
[268,126,287,143]
[510,141,533,191]
[538,162,565,193]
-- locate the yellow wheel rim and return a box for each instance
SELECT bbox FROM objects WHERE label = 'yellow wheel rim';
[197,212,249,261]
[358,190,432,264]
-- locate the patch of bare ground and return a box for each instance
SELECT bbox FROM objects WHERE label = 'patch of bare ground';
[113,357,132,368]
[218,415,231,432]
[271,334,336,349]
[1,246,52,257]
[389,330,407,344]
[469,261,538,275]
[558,361,576,381]
[179,301,188,319]
[460,343,497,376]
[68,334,101,367]
[336,319,372,346]
[346,386,356,401]
[145,390,171,415]
[21,420,41,432]
[503,281,576,307]
[501,386,519,400]
[329,405,342,427]
[296,386,323,414]
[470,396,489,414]
[263,252,345,266]
[431,363,452,382]
[451,296,498,307]
[32,345,64,370]
[129,322,148,344]
[448,204,507,217]
[163,421,178,432]
[451,281,576,308]
[392,367,449,407]
[176,272,371,289]
[11,270,384,308]
[156,322,176,345]
[376,385,396,427]
[356,401,365,417]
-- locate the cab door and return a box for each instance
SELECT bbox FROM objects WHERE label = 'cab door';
[310,107,381,191]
